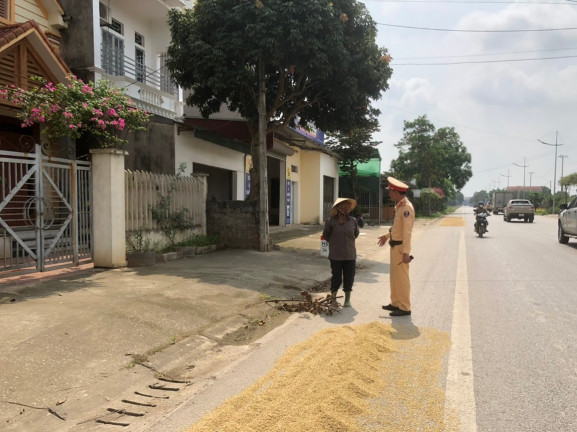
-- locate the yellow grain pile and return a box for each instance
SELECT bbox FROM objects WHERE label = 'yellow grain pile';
[183,322,459,432]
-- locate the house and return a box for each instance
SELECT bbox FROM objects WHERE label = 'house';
[0,0,93,274]
[60,0,342,228]
[58,0,189,172]
[177,109,342,226]
[0,0,70,153]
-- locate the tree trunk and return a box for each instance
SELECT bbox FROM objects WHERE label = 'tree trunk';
[257,58,269,252]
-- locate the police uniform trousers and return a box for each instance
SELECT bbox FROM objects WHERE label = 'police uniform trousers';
[390,244,411,312]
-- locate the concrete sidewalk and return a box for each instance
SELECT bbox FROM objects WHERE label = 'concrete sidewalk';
[0,223,391,432]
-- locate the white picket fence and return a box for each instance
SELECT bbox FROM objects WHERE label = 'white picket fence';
[125,170,207,234]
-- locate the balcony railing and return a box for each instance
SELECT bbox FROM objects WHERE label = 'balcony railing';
[101,47,177,96]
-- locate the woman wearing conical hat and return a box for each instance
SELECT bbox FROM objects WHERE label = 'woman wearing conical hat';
[322,197,360,308]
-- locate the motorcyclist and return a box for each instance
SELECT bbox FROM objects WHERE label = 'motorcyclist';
[473,202,490,233]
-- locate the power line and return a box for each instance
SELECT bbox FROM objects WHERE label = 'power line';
[367,0,575,4]
[377,22,577,32]
[395,46,577,60]
[394,54,577,65]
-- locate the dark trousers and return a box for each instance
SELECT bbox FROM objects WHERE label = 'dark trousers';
[330,259,356,292]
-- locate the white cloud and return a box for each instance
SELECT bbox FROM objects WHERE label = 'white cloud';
[365,1,577,196]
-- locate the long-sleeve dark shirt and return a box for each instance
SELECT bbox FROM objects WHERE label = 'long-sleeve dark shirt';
[322,215,359,261]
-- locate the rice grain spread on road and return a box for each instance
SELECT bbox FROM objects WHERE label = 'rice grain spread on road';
[183,322,460,432]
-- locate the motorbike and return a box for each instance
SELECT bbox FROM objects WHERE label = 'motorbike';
[474,210,490,237]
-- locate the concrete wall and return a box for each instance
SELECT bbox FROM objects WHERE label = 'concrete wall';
[175,130,246,200]
[297,151,339,224]
[207,201,259,250]
[59,0,96,81]
[123,117,175,174]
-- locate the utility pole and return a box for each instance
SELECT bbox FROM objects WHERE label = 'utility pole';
[559,154,568,203]
[538,131,562,213]
[513,157,528,198]
[528,171,535,187]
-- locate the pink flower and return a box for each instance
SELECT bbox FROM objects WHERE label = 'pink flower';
[108,108,118,117]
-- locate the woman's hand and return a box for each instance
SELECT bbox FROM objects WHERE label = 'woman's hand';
[377,235,388,247]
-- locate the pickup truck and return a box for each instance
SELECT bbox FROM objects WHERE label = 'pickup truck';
[503,199,535,222]
[558,197,577,244]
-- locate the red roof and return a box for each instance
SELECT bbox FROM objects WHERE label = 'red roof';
[506,186,544,192]
[0,21,70,74]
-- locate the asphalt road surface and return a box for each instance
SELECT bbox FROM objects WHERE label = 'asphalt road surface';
[143,208,577,432]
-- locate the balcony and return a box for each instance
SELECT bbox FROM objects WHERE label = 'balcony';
[158,0,192,8]
[100,48,183,119]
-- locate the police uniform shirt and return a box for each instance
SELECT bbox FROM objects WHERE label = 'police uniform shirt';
[390,196,415,255]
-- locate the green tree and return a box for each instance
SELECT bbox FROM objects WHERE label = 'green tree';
[447,191,464,206]
[167,0,392,198]
[325,126,380,202]
[560,172,577,203]
[390,115,472,211]
[471,190,490,205]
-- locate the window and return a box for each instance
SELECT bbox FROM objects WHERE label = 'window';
[159,52,176,94]
[110,18,123,35]
[99,2,110,22]
[135,48,145,83]
[0,0,11,21]
[135,32,144,47]
[102,30,125,76]
[291,165,298,173]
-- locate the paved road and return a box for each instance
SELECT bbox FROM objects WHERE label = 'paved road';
[144,208,577,432]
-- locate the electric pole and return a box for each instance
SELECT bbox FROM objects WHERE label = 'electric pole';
[538,131,562,213]
[513,157,528,198]
[559,154,568,203]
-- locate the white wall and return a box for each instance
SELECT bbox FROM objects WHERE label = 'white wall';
[175,130,246,200]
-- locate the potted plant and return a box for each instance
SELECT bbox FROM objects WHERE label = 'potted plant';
[0,74,150,149]
[126,229,156,267]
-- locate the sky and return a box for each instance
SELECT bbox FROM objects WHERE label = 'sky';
[361,0,577,197]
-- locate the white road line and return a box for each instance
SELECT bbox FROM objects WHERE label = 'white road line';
[445,230,478,431]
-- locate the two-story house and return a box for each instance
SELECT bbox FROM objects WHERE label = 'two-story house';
[58,0,189,173]
[59,0,341,227]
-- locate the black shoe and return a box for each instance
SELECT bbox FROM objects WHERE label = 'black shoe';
[389,309,411,316]
[382,304,400,311]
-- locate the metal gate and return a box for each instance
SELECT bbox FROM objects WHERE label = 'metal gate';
[0,143,92,275]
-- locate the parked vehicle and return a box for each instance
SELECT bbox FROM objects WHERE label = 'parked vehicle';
[474,209,490,237]
[503,199,535,222]
[558,197,577,244]
[492,191,515,215]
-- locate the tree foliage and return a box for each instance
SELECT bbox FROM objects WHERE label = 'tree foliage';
[390,115,472,199]
[471,190,489,205]
[325,126,380,200]
[166,0,392,198]
[560,172,577,188]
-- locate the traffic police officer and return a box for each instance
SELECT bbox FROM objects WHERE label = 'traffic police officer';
[377,177,414,316]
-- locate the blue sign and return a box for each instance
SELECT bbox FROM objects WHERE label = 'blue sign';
[286,180,291,224]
